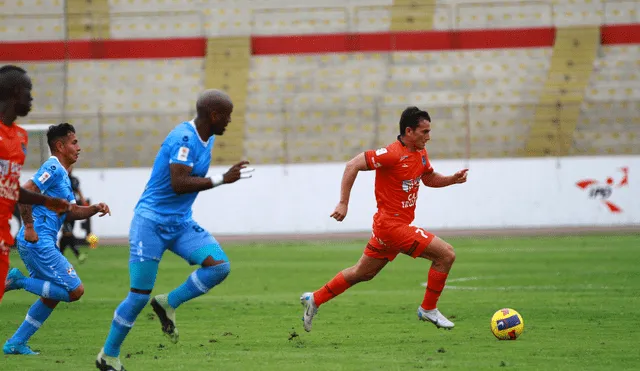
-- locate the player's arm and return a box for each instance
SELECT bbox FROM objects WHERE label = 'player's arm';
[18,186,49,205]
[19,185,70,212]
[66,202,111,221]
[421,169,469,188]
[170,163,216,194]
[18,180,42,242]
[169,161,251,195]
[330,152,370,222]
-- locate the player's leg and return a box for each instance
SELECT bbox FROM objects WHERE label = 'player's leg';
[98,215,164,371]
[0,248,9,303]
[151,221,230,343]
[69,221,87,263]
[2,298,54,355]
[5,243,78,302]
[300,234,393,332]
[409,229,456,329]
[101,262,158,357]
[4,248,83,355]
[418,236,455,307]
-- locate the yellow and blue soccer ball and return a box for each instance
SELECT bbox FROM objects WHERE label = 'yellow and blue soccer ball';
[490,308,524,340]
[87,233,99,249]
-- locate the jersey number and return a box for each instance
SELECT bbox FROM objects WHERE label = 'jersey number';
[415,228,429,239]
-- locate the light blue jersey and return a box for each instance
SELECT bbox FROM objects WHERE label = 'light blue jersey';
[100,118,232,362]
[16,156,81,291]
[134,120,214,224]
[17,156,76,244]
[128,120,226,272]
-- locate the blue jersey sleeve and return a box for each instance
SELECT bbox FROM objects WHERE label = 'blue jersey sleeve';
[168,133,198,168]
[32,160,61,193]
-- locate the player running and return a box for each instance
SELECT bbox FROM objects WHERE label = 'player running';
[96,89,253,371]
[300,106,468,332]
[1,65,70,304]
[3,123,111,355]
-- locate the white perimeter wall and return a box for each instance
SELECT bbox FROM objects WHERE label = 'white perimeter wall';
[20,156,640,238]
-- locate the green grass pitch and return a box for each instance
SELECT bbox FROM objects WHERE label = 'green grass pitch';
[1,234,639,370]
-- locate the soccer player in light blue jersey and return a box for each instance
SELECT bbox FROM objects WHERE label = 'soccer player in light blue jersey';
[3,123,111,355]
[96,90,252,371]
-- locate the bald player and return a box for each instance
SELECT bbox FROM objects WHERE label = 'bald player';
[96,90,253,371]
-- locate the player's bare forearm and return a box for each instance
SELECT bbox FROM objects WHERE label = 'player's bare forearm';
[339,153,369,204]
[170,163,213,194]
[66,205,100,221]
[421,172,455,188]
[18,186,48,206]
[18,180,41,225]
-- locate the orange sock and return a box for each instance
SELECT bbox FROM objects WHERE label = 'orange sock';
[313,272,351,306]
[0,254,9,304]
[421,268,448,310]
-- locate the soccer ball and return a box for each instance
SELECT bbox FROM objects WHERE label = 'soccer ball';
[87,233,99,249]
[490,308,524,340]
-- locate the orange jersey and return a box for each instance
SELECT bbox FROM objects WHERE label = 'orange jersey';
[364,139,433,227]
[0,121,28,245]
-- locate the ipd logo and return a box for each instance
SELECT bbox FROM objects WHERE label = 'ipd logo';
[576,167,629,213]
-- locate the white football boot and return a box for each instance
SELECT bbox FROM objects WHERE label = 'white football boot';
[418,307,455,329]
[150,294,179,344]
[300,292,318,332]
[95,348,125,371]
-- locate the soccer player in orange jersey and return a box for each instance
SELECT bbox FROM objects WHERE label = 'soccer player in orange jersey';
[0,65,70,304]
[300,106,468,331]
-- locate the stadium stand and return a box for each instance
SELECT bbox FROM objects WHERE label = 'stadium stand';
[0,0,638,166]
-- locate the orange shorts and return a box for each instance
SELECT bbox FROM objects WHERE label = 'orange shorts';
[365,223,436,262]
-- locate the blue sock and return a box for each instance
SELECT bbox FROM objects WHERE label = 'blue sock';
[21,278,70,302]
[8,299,54,344]
[103,292,149,357]
[167,263,230,309]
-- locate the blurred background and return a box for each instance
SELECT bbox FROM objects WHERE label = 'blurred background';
[1,0,639,239]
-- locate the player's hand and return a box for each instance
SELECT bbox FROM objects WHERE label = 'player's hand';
[223,161,254,184]
[0,240,8,255]
[24,225,39,243]
[92,203,111,217]
[44,197,71,214]
[452,168,469,184]
[331,202,348,222]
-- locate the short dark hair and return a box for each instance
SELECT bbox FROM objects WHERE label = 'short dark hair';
[399,106,431,136]
[0,65,28,100]
[47,123,76,151]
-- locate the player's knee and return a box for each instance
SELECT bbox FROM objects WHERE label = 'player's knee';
[198,262,231,290]
[69,284,85,301]
[210,261,231,282]
[128,291,151,311]
[441,243,456,267]
[217,261,231,280]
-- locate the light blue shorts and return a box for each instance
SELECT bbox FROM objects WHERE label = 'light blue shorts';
[17,238,82,292]
[128,214,228,265]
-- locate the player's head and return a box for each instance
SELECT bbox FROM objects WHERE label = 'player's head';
[399,106,431,150]
[0,65,33,117]
[47,123,80,165]
[196,89,233,135]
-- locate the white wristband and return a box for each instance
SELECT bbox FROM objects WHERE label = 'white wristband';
[209,174,224,187]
